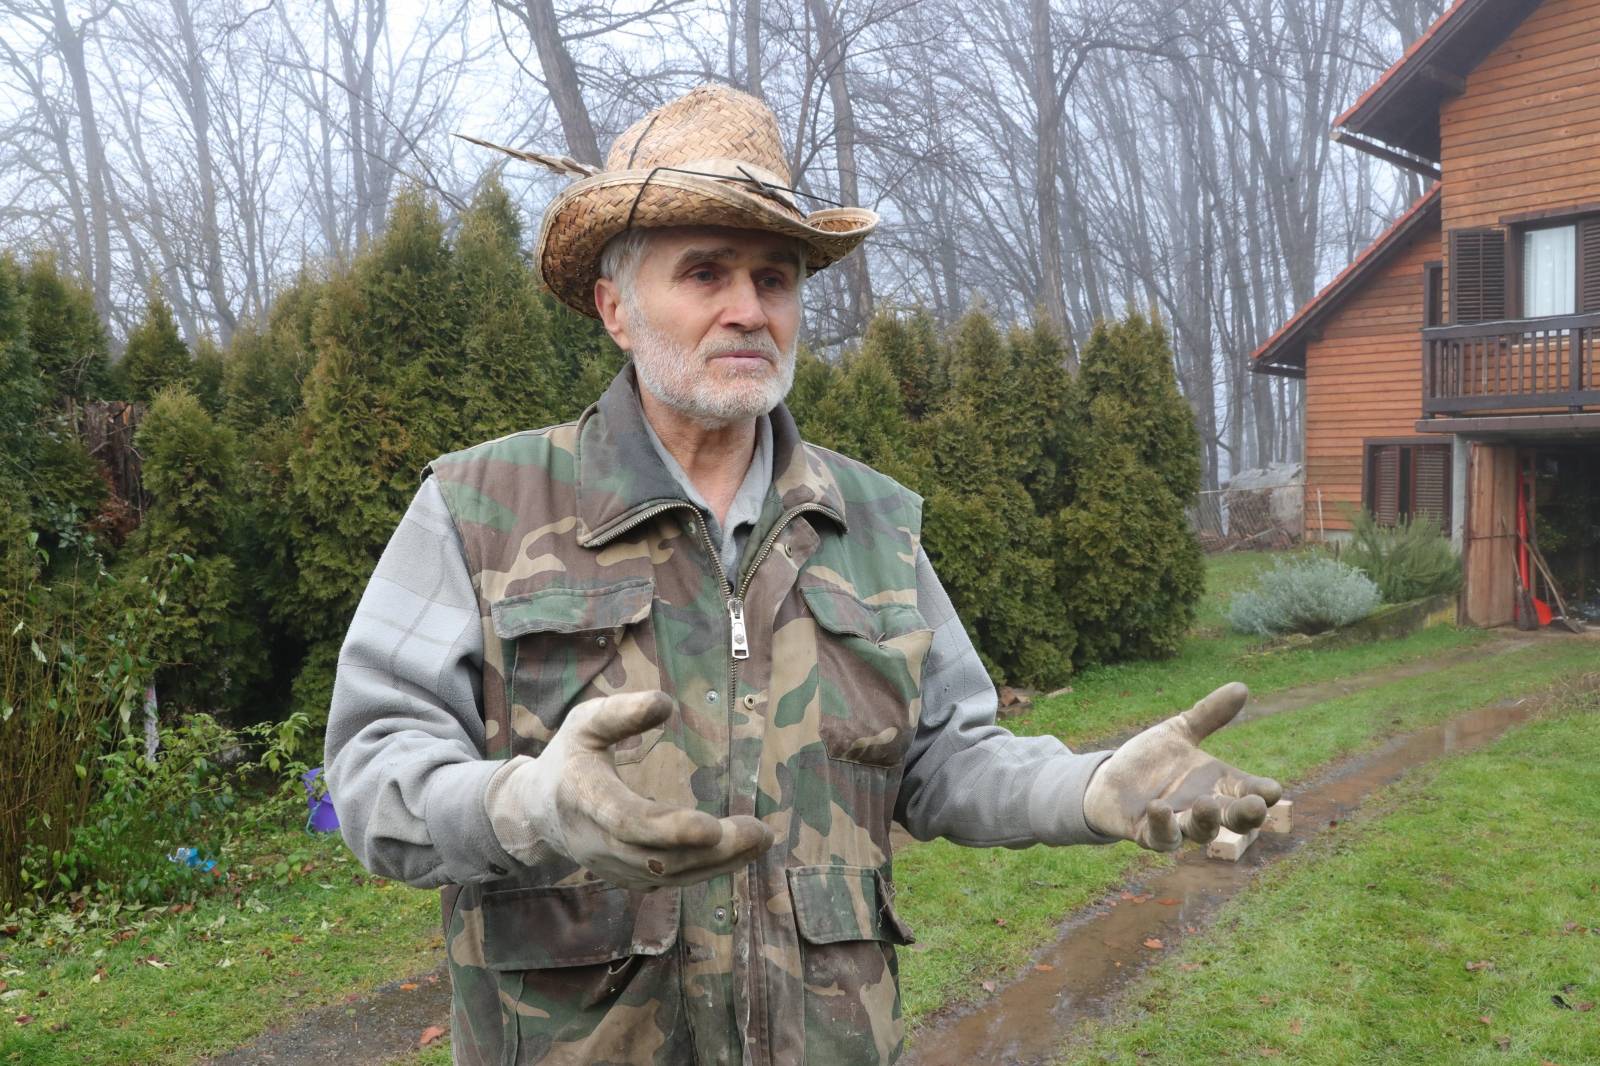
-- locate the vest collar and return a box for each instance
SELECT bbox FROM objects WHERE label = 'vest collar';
[576,363,847,548]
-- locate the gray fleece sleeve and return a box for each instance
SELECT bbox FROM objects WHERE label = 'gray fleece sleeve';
[895,548,1119,848]
[323,476,522,888]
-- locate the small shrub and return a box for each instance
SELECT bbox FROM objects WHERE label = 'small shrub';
[1227,555,1381,636]
[14,709,315,908]
[1340,511,1461,603]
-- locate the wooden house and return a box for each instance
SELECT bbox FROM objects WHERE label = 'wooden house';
[1253,0,1600,627]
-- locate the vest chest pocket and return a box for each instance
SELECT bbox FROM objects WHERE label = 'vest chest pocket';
[799,581,933,767]
[491,578,662,763]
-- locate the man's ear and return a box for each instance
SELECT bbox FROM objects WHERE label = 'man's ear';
[594,277,631,352]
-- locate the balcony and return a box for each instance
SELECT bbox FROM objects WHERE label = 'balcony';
[1422,312,1600,415]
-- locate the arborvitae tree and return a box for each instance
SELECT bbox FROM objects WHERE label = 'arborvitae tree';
[191,337,226,414]
[122,288,192,401]
[795,345,925,487]
[861,307,941,418]
[221,273,321,434]
[19,255,111,403]
[281,192,462,719]
[0,255,43,491]
[452,179,568,437]
[1055,312,1203,666]
[124,385,260,716]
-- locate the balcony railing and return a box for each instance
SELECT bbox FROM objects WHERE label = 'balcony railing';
[1422,312,1600,415]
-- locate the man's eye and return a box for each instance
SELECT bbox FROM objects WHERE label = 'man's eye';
[689,268,717,282]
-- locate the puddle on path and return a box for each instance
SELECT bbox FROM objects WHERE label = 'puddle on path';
[903,698,1541,1066]
[198,966,449,1066]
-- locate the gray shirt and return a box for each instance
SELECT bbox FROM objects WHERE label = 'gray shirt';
[325,431,1116,889]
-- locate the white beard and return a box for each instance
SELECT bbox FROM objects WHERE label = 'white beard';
[625,294,796,428]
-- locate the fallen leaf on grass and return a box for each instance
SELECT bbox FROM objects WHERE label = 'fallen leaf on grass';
[980,980,996,993]
[1258,995,1277,1007]
[1156,898,1181,906]
[419,1024,446,1047]
[1288,1019,1303,1035]
[1494,1035,1510,1051]
[1032,964,1054,973]
[141,956,169,969]
[1177,962,1203,972]
[1255,1047,1281,1057]
[993,918,1007,927]
[1142,938,1163,950]
[46,1021,68,1033]
[13,1015,32,1026]
[91,968,107,984]
[1465,960,1495,972]
[1478,1016,1492,1025]
[399,982,419,991]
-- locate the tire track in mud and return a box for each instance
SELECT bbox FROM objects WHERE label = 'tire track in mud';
[902,687,1582,1066]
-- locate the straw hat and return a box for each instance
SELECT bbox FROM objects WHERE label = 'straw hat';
[459,84,878,318]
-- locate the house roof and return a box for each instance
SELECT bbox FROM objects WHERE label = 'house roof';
[1334,0,1542,161]
[1252,184,1442,378]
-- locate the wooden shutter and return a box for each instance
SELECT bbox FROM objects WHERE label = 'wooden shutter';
[1579,216,1600,314]
[1368,445,1400,526]
[1412,446,1450,526]
[1450,228,1506,324]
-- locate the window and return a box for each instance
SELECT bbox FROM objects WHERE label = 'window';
[1522,225,1576,317]
[1423,261,1443,327]
[1364,442,1451,527]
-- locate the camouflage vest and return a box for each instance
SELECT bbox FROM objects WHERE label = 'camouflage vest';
[428,366,930,1066]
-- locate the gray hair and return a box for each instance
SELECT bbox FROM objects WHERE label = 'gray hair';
[597,228,808,299]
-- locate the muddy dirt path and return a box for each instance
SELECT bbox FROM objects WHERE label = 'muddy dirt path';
[199,632,1541,1065]
[197,968,450,1066]
[901,696,1549,1066]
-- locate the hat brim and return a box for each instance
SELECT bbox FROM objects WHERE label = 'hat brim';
[536,170,877,318]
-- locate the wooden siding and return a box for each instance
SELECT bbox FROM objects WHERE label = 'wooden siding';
[1302,219,1440,535]
[1440,0,1600,271]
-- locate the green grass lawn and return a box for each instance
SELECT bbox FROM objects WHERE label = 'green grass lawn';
[0,830,442,1066]
[1073,684,1600,1065]
[893,637,1600,1033]
[4,550,1580,1065]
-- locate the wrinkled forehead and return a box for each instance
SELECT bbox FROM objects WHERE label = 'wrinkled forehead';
[639,225,806,272]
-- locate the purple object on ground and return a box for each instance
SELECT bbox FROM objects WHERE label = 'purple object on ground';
[302,767,340,832]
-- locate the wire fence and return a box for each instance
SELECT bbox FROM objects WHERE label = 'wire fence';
[1189,484,1319,553]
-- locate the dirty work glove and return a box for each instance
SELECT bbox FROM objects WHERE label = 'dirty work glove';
[485,690,775,889]
[1082,682,1281,852]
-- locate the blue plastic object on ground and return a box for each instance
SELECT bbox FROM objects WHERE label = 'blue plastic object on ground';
[302,767,340,832]
[168,846,217,873]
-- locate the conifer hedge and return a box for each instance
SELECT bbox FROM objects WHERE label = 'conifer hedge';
[6,185,1204,744]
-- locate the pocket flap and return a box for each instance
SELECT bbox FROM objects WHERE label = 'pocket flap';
[490,578,654,640]
[788,865,915,946]
[479,881,679,970]
[800,583,927,644]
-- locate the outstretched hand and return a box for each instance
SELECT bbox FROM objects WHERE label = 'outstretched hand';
[492,690,775,889]
[1082,682,1281,852]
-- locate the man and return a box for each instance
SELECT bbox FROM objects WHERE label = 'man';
[325,85,1280,1066]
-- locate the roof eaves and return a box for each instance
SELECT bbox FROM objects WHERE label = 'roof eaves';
[1250,184,1442,376]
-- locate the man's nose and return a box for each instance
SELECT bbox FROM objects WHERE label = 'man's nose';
[719,272,768,333]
